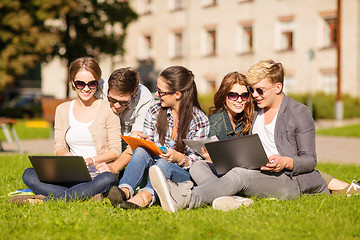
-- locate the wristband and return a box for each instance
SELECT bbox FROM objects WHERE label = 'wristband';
[91,157,96,165]
[178,156,188,166]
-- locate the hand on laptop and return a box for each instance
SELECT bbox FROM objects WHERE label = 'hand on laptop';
[260,155,294,172]
[201,147,212,162]
[84,158,95,166]
[95,162,111,173]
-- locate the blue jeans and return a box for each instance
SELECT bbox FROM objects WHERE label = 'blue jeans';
[119,147,191,200]
[22,168,118,201]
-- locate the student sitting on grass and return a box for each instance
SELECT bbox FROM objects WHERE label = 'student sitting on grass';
[149,60,356,212]
[107,65,209,209]
[95,68,155,175]
[189,71,360,211]
[9,57,122,204]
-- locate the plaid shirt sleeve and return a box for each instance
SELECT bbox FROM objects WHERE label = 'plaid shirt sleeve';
[143,104,160,142]
[183,107,210,169]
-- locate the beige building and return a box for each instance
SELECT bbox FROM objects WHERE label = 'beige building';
[42,0,360,98]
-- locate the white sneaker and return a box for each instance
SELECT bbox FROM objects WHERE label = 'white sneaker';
[346,180,360,197]
[149,165,193,212]
[212,196,254,211]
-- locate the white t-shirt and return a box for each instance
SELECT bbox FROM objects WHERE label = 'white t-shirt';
[252,108,279,158]
[95,80,155,135]
[66,100,98,177]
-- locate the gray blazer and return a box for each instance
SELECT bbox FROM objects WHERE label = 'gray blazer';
[253,95,329,194]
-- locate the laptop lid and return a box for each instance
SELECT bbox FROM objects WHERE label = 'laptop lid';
[29,156,92,184]
[204,134,269,175]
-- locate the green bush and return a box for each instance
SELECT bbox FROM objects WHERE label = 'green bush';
[198,92,215,115]
[287,92,360,119]
[198,92,360,119]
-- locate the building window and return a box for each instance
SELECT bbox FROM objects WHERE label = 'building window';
[201,0,217,7]
[236,24,253,54]
[323,17,337,48]
[169,0,183,11]
[237,0,254,3]
[277,19,294,51]
[322,73,337,94]
[138,0,153,15]
[138,34,153,60]
[283,75,295,94]
[201,27,217,56]
[169,31,183,59]
[208,79,216,92]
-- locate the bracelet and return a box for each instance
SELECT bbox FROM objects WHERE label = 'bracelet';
[90,157,96,165]
[178,156,188,166]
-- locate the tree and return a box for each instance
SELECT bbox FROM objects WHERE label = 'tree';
[0,0,59,89]
[0,0,138,90]
[55,0,138,66]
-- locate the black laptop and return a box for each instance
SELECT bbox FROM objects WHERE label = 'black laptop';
[29,156,92,184]
[204,134,269,175]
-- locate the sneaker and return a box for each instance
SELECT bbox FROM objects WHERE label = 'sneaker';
[345,180,360,197]
[149,165,193,212]
[332,180,360,196]
[90,193,103,202]
[356,180,360,186]
[8,194,45,204]
[108,186,127,207]
[212,196,254,211]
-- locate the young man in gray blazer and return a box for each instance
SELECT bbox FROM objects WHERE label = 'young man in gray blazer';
[149,60,330,212]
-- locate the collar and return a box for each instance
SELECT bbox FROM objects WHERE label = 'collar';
[220,109,242,136]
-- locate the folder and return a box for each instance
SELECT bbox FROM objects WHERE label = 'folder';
[121,135,164,157]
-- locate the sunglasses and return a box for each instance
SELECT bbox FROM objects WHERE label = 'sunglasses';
[107,96,131,107]
[227,92,250,101]
[156,88,176,97]
[248,85,275,96]
[73,80,98,90]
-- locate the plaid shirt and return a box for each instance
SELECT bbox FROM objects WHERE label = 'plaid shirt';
[144,103,210,169]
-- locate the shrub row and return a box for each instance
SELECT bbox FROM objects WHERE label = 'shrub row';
[199,92,360,119]
[288,93,360,119]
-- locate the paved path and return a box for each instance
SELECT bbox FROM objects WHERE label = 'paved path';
[1,135,360,165]
[316,136,360,165]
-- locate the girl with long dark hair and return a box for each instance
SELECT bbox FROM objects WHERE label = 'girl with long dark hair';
[109,65,209,208]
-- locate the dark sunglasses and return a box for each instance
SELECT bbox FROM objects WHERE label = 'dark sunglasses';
[227,92,250,101]
[107,96,131,107]
[248,85,275,96]
[73,80,98,90]
[156,88,176,97]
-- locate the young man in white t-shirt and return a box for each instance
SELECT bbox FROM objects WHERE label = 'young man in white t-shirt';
[149,60,330,212]
[96,68,155,174]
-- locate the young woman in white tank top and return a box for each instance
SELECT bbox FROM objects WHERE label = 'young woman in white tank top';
[17,57,121,204]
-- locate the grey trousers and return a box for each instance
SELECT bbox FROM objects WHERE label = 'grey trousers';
[188,161,300,209]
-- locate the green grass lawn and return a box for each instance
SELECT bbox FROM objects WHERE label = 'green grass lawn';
[1,155,359,240]
[0,119,51,140]
[316,123,360,138]
[2,118,360,141]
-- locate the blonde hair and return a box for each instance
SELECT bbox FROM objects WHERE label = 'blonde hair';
[246,60,284,86]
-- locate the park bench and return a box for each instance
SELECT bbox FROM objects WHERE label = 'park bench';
[40,97,70,137]
[0,118,23,153]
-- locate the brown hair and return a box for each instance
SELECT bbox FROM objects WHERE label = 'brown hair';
[157,66,202,153]
[209,72,254,135]
[69,57,102,90]
[108,67,139,96]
